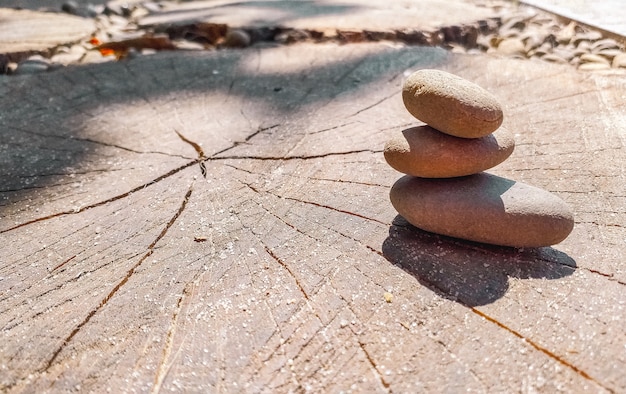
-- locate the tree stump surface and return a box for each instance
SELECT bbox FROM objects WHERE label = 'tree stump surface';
[137,0,500,31]
[1,43,625,392]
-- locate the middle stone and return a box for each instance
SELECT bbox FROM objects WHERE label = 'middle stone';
[384,125,515,178]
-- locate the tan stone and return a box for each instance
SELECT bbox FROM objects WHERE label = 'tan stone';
[593,49,622,60]
[496,38,527,56]
[590,38,621,52]
[402,69,503,138]
[578,63,611,71]
[580,53,610,65]
[389,173,575,248]
[384,125,514,178]
[612,53,626,68]
[541,53,569,64]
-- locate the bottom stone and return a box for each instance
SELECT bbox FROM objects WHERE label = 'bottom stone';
[390,173,575,248]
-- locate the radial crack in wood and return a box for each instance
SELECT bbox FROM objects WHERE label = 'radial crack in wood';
[0,42,624,392]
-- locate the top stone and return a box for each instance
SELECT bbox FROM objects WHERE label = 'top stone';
[402,69,503,138]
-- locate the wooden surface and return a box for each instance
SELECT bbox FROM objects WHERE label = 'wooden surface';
[138,0,500,31]
[1,43,625,392]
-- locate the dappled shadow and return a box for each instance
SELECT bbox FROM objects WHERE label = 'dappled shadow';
[382,216,576,306]
[0,0,106,11]
[0,43,450,229]
[140,0,360,29]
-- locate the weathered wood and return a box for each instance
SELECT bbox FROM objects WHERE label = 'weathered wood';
[1,43,625,392]
[138,0,500,31]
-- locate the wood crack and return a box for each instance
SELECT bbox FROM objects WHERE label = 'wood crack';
[357,339,391,392]
[471,308,615,393]
[268,191,388,226]
[175,129,207,177]
[226,162,387,188]
[263,245,309,301]
[0,252,146,330]
[395,257,614,392]
[582,268,626,286]
[308,121,360,135]
[435,339,487,391]
[349,90,399,118]
[41,185,193,374]
[151,280,194,393]
[1,160,197,234]
[50,255,77,272]
[209,124,280,157]
[12,126,192,160]
[213,149,383,161]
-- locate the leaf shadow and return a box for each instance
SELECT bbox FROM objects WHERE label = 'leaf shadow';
[382,215,577,306]
[0,43,450,230]
[138,0,360,29]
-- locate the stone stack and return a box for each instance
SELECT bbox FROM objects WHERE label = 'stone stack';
[384,69,574,248]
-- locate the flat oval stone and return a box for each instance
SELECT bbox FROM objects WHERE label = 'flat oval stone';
[612,53,626,68]
[384,125,515,178]
[390,173,574,247]
[402,69,503,138]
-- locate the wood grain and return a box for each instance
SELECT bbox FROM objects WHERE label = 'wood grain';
[1,43,624,392]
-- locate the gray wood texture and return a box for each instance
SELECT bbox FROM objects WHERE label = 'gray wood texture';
[1,43,624,392]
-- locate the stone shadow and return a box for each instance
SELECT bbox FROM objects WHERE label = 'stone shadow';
[382,215,576,307]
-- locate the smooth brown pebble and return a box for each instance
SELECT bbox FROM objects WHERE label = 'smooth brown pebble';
[384,125,514,178]
[402,69,503,138]
[390,173,575,248]
[222,29,251,48]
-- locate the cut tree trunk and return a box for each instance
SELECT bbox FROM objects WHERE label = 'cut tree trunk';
[1,43,624,392]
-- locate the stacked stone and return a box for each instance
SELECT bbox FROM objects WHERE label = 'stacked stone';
[384,69,574,248]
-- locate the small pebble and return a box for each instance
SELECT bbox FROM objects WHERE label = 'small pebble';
[383,292,393,303]
[590,38,620,51]
[541,53,569,64]
[521,31,545,51]
[402,69,503,138]
[14,59,50,75]
[142,2,162,13]
[556,21,577,44]
[594,49,622,60]
[572,31,603,45]
[222,29,251,48]
[578,63,611,71]
[61,0,79,15]
[612,53,626,68]
[579,53,610,65]
[551,47,575,61]
[496,38,526,56]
